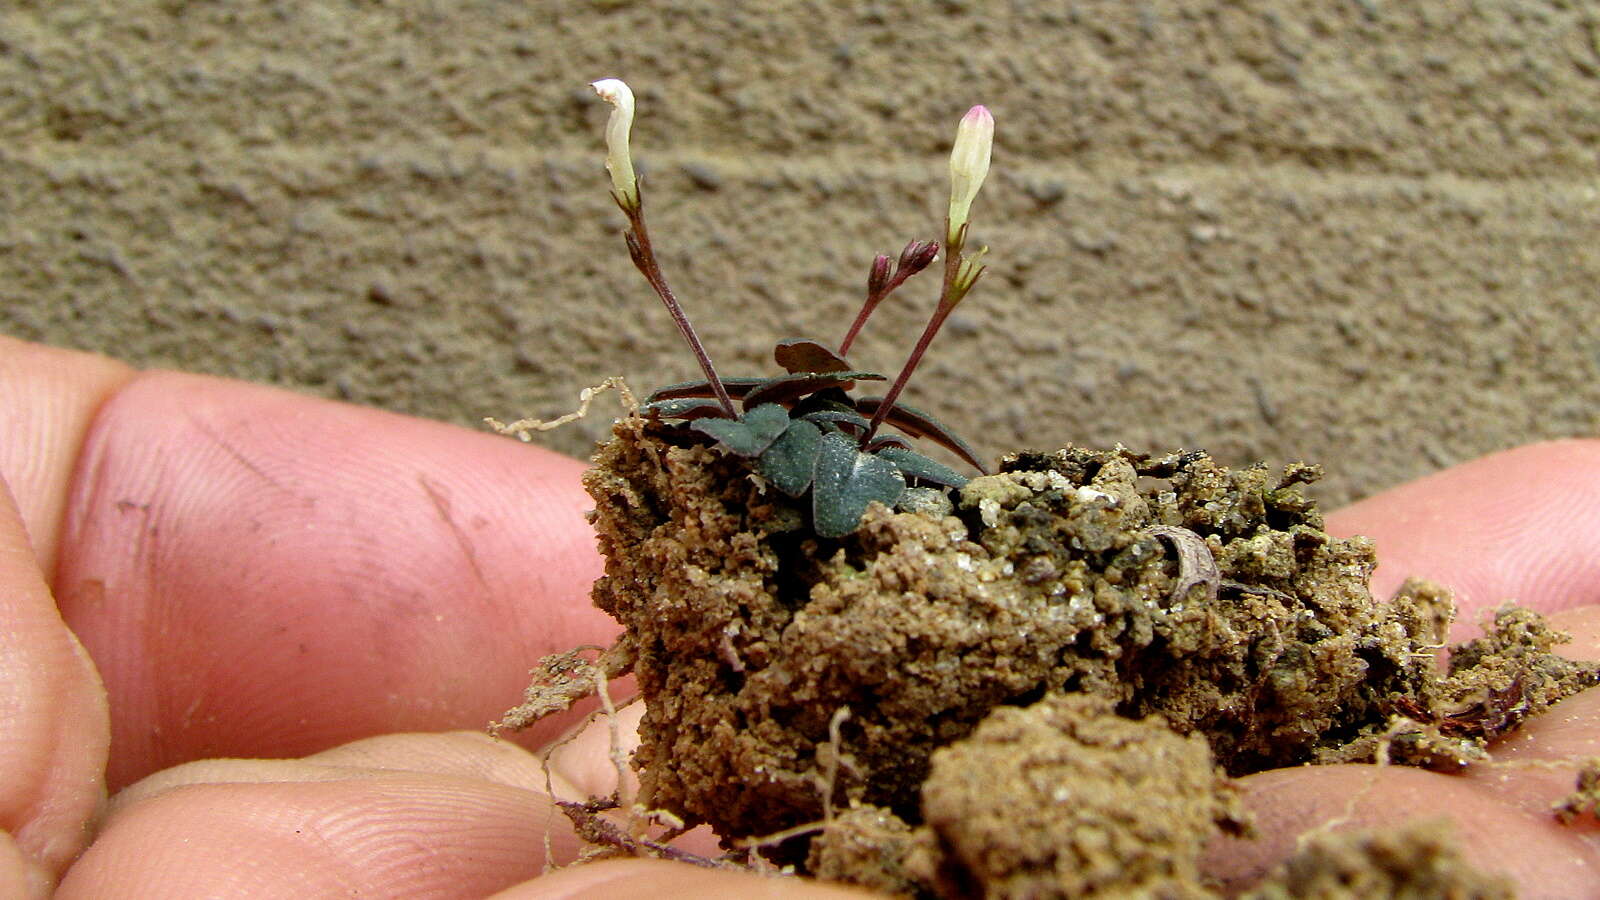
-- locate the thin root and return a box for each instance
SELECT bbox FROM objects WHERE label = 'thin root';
[487,376,639,440]
[556,797,727,869]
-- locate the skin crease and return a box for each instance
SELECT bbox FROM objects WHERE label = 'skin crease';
[0,335,1595,898]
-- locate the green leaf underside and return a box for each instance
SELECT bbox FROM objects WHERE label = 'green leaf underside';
[811,432,906,538]
[872,446,970,489]
[853,396,986,473]
[756,417,823,496]
[742,371,887,410]
[647,377,766,403]
[690,403,793,456]
[802,409,874,433]
[773,338,852,375]
[641,397,729,420]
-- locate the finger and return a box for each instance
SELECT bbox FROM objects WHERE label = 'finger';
[488,859,876,899]
[1204,763,1600,895]
[58,768,568,899]
[0,833,41,900]
[108,731,575,814]
[60,729,720,900]
[1326,440,1600,635]
[1446,606,1600,828]
[52,371,613,788]
[0,335,133,577]
[1205,593,1600,895]
[0,477,109,890]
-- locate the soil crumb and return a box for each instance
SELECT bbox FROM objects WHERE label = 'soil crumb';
[806,804,929,897]
[490,643,632,733]
[1242,821,1514,899]
[914,694,1244,899]
[1552,757,1600,825]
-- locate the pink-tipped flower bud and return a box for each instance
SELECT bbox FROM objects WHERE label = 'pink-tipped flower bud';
[867,253,892,298]
[897,239,940,276]
[946,105,994,246]
[590,78,639,210]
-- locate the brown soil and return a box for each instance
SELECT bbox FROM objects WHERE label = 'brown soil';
[1242,821,1515,899]
[909,694,1245,899]
[505,415,1599,895]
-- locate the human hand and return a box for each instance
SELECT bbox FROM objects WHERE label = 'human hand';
[2,334,1595,897]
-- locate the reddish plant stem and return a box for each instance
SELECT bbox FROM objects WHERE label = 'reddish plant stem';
[620,198,737,418]
[861,226,964,445]
[839,241,939,357]
[837,291,882,358]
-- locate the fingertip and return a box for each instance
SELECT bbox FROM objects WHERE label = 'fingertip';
[59,775,567,899]
[1208,764,1600,895]
[1327,439,1600,631]
[55,370,612,786]
[0,335,135,578]
[0,829,52,900]
[0,476,108,886]
[489,858,875,900]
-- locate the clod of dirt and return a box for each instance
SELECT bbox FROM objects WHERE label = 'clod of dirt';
[915,693,1245,899]
[490,643,633,733]
[806,804,931,897]
[547,414,1600,883]
[1552,757,1600,825]
[1241,821,1514,899]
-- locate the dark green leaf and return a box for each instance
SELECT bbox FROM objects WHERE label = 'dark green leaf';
[742,371,886,410]
[690,403,793,456]
[647,377,765,403]
[773,338,852,374]
[801,409,873,434]
[872,446,969,489]
[811,431,905,538]
[790,393,858,418]
[641,397,730,420]
[756,418,823,496]
[852,396,987,473]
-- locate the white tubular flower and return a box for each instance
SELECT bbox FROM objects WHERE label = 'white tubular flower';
[590,78,639,210]
[946,105,994,246]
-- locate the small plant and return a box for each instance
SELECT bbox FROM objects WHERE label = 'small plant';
[589,79,995,538]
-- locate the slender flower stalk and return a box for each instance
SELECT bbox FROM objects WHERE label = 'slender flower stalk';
[864,106,994,445]
[838,240,939,357]
[591,78,735,417]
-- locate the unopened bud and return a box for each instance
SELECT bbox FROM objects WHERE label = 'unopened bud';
[867,253,892,298]
[897,239,939,276]
[946,105,993,246]
[590,78,639,210]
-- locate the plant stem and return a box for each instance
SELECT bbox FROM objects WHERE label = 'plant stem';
[838,293,882,358]
[621,200,737,418]
[861,224,964,445]
[839,241,939,357]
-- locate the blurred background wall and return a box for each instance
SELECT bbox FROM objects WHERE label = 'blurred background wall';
[3,0,1596,505]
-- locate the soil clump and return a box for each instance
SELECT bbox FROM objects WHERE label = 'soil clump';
[508,414,1600,895]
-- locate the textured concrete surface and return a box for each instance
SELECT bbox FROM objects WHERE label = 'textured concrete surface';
[3,1,1597,505]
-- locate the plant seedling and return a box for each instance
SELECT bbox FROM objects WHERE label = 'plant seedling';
[590,79,995,537]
